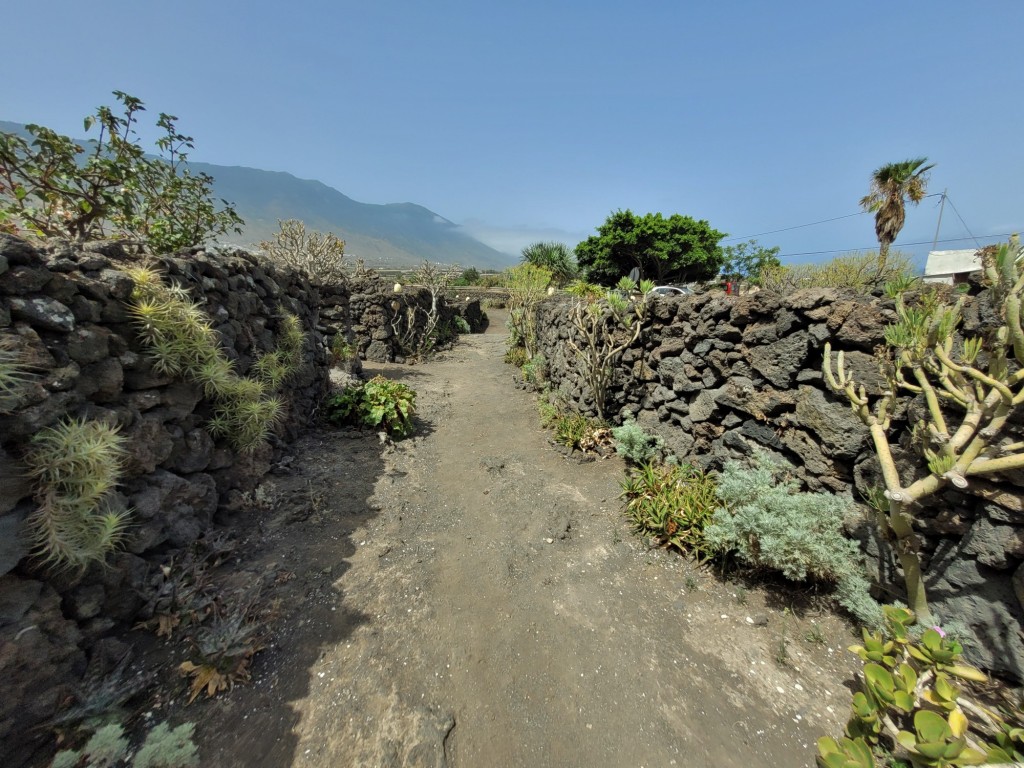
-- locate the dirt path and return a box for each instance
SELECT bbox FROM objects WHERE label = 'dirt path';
[189,319,859,768]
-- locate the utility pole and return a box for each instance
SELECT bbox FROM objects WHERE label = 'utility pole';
[931,189,948,253]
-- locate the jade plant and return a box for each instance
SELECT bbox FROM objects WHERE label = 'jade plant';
[819,606,1023,767]
[824,235,1024,621]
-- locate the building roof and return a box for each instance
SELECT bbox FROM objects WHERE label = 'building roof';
[924,249,981,280]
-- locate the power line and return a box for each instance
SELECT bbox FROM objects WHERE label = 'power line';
[778,232,1018,259]
[723,193,943,244]
[722,211,868,242]
[943,194,981,248]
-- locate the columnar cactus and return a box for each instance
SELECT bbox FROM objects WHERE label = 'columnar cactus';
[824,236,1024,620]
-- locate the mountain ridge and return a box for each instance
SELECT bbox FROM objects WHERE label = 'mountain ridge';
[0,120,515,270]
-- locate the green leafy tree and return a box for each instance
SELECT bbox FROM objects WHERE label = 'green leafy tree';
[521,241,577,286]
[720,239,781,293]
[453,266,480,286]
[0,91,242,251]
[574,209,726,286]
[859,158,934,263]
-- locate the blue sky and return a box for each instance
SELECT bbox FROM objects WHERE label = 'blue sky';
[5,1,1023,265]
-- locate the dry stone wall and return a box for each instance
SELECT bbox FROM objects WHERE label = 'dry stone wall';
[0,234,330,764]
[320,273,482,363]
[533,288,1024,680]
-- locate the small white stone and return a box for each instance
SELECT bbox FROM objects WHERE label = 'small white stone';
[745,616,754,624]
[794,683,803,691]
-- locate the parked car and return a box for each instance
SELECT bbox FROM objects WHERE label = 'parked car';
[646,285,693,297]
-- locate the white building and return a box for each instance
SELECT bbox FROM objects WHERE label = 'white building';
[923,249,981,285]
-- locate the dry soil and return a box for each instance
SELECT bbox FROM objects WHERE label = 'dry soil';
[183,313,861,768]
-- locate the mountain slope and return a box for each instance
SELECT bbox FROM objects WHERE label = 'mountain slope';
[0,120,514,269]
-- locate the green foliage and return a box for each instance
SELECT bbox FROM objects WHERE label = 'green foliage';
[504,345,529,368]
[452,266,481,286]
[760,250,916,295]
[128,267,301,452]
[325,375,416,438]
[25,418,129,571]
[720,239,781,292]
[824,235,1024,620]
[553,411,594,450]
[258,218,346,285]
[329,335,356,365]
[566,276,655,419]
[537,394,560,429]
[860,158,934,259]
[133,722,200,768]
[620,462,718,558]
[705,452,881,626]
[52,720,199,768]
[521,241,577,286]
[574,209,727,285]
[0,333,31,412]
[0,92,242,251]
[504,263,552,359]
[180,601,263,703]
[610,418,664,465]
[521,354,547,386]
[818,606,1020,768]
[454,315,472,334]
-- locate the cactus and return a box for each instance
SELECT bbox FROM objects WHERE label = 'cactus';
[566,277,655,420]
[127,267,301,452]
[824,235,1024,622]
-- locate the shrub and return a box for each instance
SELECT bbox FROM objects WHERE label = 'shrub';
[705,452,881,626]
[610,418,664,465]
[553,411,594,450]
[537,398,559,428]
[504,263,552,359]
[620,462,718,558]
[329,335,355,365]
[566,277,655,420]
[0,92,242,251]
[521,354,547,386]
[759,250,915,295]
[133,722,200,768]
[454,315,471,334]
[25,418,129,571]
[258,219,346,285]
[504,346,528,368]
[51,721,200,768]
[325,375,416,439]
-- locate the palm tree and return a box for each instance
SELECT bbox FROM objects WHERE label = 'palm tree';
[859,158,935,260]
[521,241,578,286]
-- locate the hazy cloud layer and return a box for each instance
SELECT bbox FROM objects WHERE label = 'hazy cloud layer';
[457,220,590,259]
